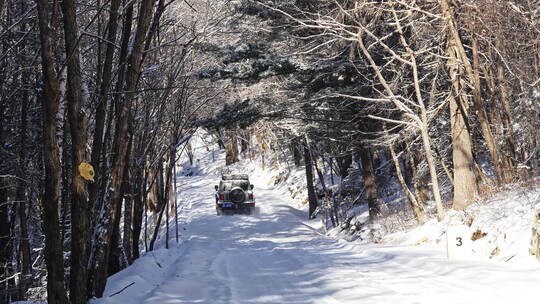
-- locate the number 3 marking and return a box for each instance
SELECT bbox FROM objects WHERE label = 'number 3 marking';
[456,237,463,247]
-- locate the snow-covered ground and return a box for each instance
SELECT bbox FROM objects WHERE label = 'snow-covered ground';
[90,132,540,304]
[383,185,540,264]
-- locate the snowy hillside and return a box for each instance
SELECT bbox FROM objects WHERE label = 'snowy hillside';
[384,185,540,264]
[87,132,540,304]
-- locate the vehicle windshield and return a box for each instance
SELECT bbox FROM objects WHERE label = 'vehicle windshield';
[219,180,250,191]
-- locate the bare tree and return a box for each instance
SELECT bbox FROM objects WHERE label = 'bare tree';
[89,0,157,297]
[440,0,479,210]
[60,0,92,301]
[36,0,69,302]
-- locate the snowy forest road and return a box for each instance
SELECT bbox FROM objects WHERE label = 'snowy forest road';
[94,174,540,304]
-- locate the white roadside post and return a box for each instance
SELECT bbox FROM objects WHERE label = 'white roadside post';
[446,224,473,260]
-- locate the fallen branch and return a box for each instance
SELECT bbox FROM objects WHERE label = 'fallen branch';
[109,282,135,297]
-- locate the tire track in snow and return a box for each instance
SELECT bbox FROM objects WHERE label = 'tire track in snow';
[94,172,540,304]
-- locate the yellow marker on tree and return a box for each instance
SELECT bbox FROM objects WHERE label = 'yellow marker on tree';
[78,162,95,181]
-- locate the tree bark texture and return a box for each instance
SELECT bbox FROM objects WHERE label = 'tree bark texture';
[131,164,145,260]
[449,93,478,210]
[12,4,33,296]
[440,0,479,210]
[291,140,302,167]
[174,163,179,243]
[388,142,424,224]
[313,156,338,227]
[239,130,250,155]
[89,0,134,245]
[150,150,174,251]
[36,0,69,302]
[420,126,446,219]
[470,33,505,185]
[358,146,381,221]
[110,129,133,275]
[304,144,318,219]
[496,52,518,180]
[89,0,155,297]
[122,173,133,266]
[407,144,430,207]
[336,154,352,179]
[89,0,121,212]
[225,131,239,165]
[15,71,32,298]
[0,175,12,304]
[61,0,91,302]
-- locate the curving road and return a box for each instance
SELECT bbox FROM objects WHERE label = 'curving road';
[93,174,540,304]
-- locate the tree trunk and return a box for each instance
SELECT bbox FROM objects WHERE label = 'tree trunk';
[117,128,134,269]
[144,180,149,252]
[12,4,33,296]
[174,163,179,243]
[0,107,8,273]
[123,171,133,266]
[88,0,134,247]
[420,126,446,219]
[89,0,156,297]
[122,191,134,265]
[496,54,517,180]
[304,144,318,219]
[388,141,424,224]
[112,121,134,275]
[440,0,479,210]
[433,146,454,185]
[328,158,335,185]
[131,136,146,261]
[132,172,146,260]
[165,178,170,249]
[407,144,429,207]
[449,93,478,210]
[186,140,194,165]
[166,153,175,249]
[336,154,352,178]
[216,128,225,149]
[149,165,166,251]
[358,146,381,221]
[292,140,301,167]
[0,176,12,304]
[36,0,69,302]
[150,150,175,251]
[15,73,31,298]
[470,33,505,185]
[89,0,121,211]
[60,112,71,250]
[313,156,338,227]
[61,0,91,301]
[107,200,122,276]
[482,65,504,136]
[225,130,239,165]
[240,130,249,154]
